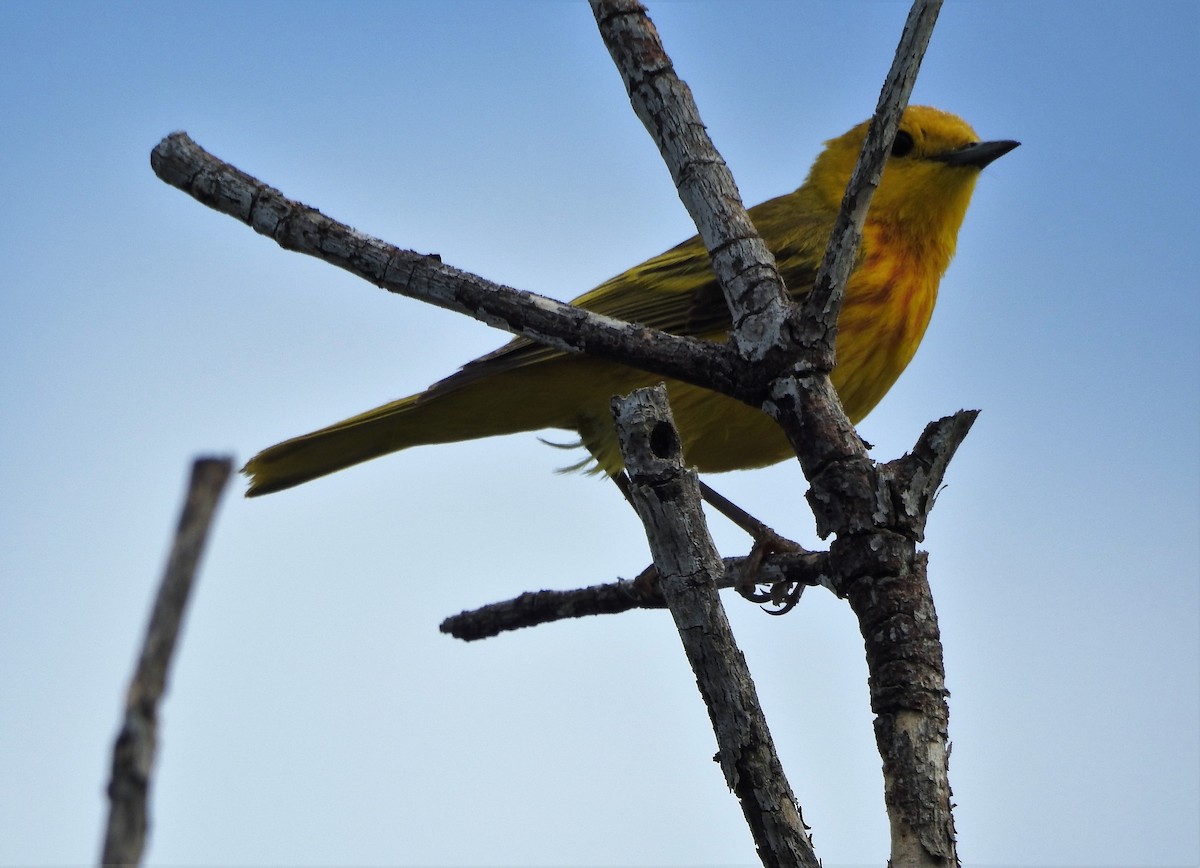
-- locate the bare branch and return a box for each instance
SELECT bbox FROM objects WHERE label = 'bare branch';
[150,133,748,398]
[613,385,819,868]
[801,0,944,365]
[591,2,960,863]
[587,0,860,475]
[439,550,829,641]
[590,0,793,368]
[884,409,979,543]
[769,0,944,485]
[814,414,977,866]
[101,457,233,868]
[147,4,972,863]
[836,549,958,865]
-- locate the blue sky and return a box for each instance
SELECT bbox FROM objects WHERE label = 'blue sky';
[2,2,1197,866]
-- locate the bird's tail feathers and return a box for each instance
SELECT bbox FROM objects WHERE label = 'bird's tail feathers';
[242,373,574,496]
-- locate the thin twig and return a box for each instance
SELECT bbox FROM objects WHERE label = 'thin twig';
[800,0,945,366]
[439,550,828,641]
[100,457,233,868]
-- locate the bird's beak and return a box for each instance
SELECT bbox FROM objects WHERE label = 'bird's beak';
[933,139,1020,169]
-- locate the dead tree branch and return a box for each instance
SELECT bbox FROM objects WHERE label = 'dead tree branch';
[151,1,970,863]
[590,2,960,864]
[613,385,819,868]
[101,457,233,867]
[590,0,794,368]
[149,134,748,399]
[800,0,945,363]
[439,550,829,641]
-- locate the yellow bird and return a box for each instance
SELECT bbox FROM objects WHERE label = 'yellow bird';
[243,106,1017,496]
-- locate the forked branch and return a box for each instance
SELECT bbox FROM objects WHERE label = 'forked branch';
[152,1,969,864]
[591,2,960,865]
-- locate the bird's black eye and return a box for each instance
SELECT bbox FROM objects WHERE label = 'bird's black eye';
[891,130,915,157]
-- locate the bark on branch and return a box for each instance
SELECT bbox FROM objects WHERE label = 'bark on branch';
[612,385,819,868]
[439,550,829,641]
[799,0,945,365]
[591,0,794,369]
[149,133,749,399]
[101,457,233,867]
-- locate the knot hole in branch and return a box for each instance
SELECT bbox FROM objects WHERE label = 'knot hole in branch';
[650,420,680,460]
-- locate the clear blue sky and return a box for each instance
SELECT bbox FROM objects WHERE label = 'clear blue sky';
[2,2,1197,866]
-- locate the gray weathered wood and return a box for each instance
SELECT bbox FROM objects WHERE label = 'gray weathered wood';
[613,385,819,868]
[151,2,975,863]
[589,2,959,864]
[101,457,232,867]
[439,549,828,641]
[149,133,748,399]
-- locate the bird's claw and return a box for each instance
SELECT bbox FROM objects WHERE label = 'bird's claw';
[734,529,807,615]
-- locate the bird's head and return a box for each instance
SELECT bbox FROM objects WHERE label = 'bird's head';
[806,105,1018,257]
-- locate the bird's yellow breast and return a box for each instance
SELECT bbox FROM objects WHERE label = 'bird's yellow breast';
[831,221,942,423]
